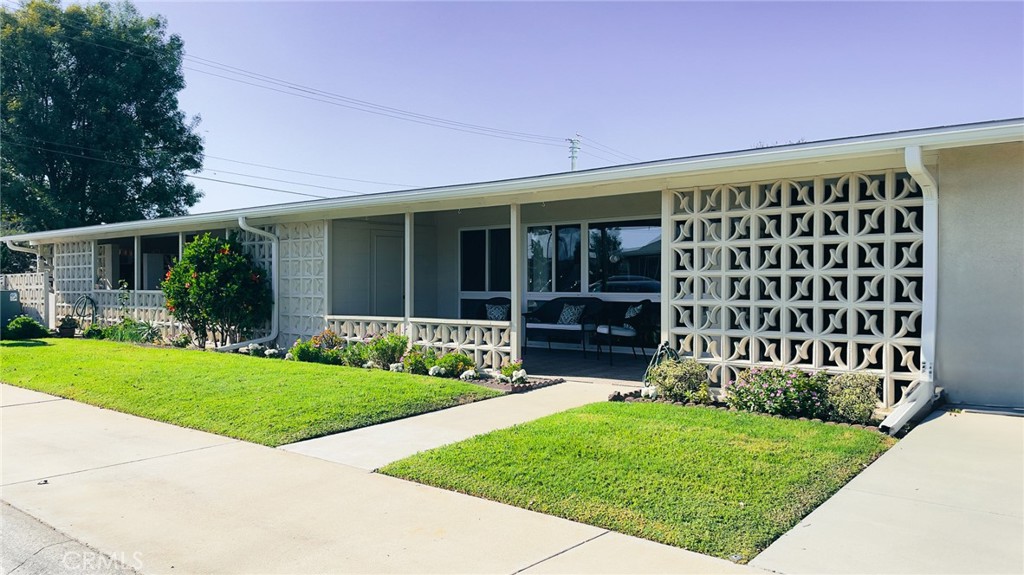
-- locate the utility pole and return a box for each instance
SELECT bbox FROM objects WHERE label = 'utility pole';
[566,137,579,171]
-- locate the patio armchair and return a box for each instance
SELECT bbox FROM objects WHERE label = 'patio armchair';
[523,297,604,357]
[594,299,655,365]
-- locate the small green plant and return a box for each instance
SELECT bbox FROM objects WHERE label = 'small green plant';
[501,361,524,379]
[2,315,50,340]
[170,333,191,348]
[366,333,408,367]
[646,358,712,404]
[82,324,105,339]
[289,338,342,365]
[339,341,369,367]
[402,346,438,375]
[59,315,79,330]
[436,353,475,377]
[725,367,829,418]
[103,317,160,343]
[826,372,880,424]
[310,329,344,350]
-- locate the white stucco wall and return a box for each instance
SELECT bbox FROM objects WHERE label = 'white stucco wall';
[936,142,1024,407]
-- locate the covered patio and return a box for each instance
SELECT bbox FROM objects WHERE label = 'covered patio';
[323,191,663,372]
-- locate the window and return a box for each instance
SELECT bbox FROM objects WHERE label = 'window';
[527,224,582,292]
[460,228,510,292]
[588,220,661,293]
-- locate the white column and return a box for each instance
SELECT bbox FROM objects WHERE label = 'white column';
[178,232,185,261]
[660,188,673,349]
[133,235,142,292]
[510,203,522,362]
[404,213,414,334]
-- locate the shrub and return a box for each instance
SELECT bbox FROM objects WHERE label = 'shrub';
[500,361,523,379]
[103,317,160,343]
[2,315,50,340]
[646,358,712,404]
[83,324,106,339]
[338,341,369,367]
[162,233,272,348]
[827,372,880,424]
[310,329,344,350]
[169,333,191,348]
[289,338,342,365]
[366,333,408,367]
[726,367,829,418]
[402,347,438,375]
[435,353,475,377]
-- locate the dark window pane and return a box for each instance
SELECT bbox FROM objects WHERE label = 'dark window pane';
[460,230,486,291]
[587,220,661,293]
[555,225,581,292]
[488,228,511,291]
[527,226,552,292]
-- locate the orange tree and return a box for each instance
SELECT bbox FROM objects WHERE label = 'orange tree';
[161,233,271,348]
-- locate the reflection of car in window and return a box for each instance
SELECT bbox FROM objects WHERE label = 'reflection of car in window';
[589,275,661,293]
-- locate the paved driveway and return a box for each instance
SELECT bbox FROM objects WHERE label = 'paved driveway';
[751,409,1024,574]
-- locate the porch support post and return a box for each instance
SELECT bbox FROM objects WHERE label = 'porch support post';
[404,212,414,337]
[660,188,673,348]
[178,232,185,262]
[510,203,522,362]
[133,235,142,293]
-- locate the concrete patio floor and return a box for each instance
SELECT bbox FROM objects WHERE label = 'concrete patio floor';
[750,409,1024,574]
[0,384,755,574]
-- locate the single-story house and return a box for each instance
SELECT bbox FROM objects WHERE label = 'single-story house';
[3,118,1022,409]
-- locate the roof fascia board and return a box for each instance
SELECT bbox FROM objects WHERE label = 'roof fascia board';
[6,121,1021,244]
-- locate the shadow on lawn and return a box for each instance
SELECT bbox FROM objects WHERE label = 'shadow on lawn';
[0,339,51,348]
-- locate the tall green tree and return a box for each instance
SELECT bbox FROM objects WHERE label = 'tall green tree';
[1,0,203,239]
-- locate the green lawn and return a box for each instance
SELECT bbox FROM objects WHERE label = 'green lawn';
[381,402,894,562]
[0,339,501,446]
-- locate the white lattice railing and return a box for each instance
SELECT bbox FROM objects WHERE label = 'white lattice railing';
[326,315,405,342]
[91,290,182,338]
[409,317,512,369]
[1,272,49,325]
[324,315,513,369]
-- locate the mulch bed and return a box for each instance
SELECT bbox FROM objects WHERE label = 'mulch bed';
[474,376,566,394]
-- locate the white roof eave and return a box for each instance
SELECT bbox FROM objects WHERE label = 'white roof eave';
[4,118,1022,244]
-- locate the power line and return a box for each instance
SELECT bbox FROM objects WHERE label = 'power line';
[203,155,417,188]
[577,134,640,162]
[3,134,371,195]
[23,12,567,148]
[3,140,332,199]
[581,150,621,165]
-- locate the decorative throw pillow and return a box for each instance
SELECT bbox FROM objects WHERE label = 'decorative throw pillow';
[623,303,643,329]
[557,303,586,325]
[485,303,510,321]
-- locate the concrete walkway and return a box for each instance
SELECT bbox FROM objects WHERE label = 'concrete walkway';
[280,382,618,469]
[751,409,1024,574]
[1,384,754,574]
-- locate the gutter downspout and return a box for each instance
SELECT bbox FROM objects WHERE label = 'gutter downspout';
[216,217,279,352]
[5,240,39,259]
[879,146,942,435]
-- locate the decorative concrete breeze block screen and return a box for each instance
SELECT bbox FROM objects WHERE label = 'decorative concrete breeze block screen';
[669,170,924,406]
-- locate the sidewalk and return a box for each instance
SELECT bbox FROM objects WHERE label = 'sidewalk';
[280,382,618,469]
[751,409,1024,574]
[1,384,753,574]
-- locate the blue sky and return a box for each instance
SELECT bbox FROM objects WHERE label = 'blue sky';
[133,1,1024,214]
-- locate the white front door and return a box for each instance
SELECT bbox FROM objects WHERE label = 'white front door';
[372,232,404,316]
